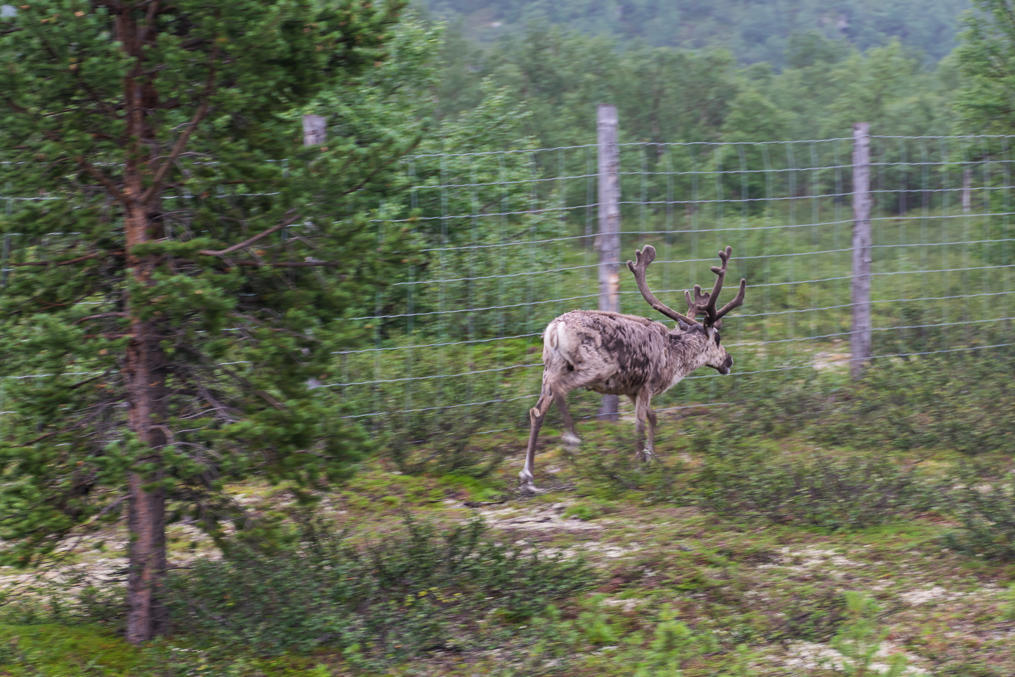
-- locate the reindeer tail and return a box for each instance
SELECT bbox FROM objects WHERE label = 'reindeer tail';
[543,318,578,366]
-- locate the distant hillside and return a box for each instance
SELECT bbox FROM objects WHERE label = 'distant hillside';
[416,0,972,65]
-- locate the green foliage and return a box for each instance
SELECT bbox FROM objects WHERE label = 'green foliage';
[519,597,740,676]
[829,592,911,676]
[1003,583,1015,621]
[420,0,970,66]
[426,22,955,191]
[562,499,616,521]
[684,348,1013,459]
[813,352,1015,456]
[164,516,593,665]
[0,624,142,676]
[955,0,1015,133]
[765,584,849,644]
[694,444,932,530]
[0,622,345,676]
[954,1,1015,254]
[943,469,1015,561]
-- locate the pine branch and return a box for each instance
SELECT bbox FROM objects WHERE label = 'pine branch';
[76,157,132,208]
[225,259,342,268]
[197,210,301,257]
[3,95,30,115]
[7,250,121,267]
[141,47,218,206]
[137,0,163,46]
[74,312,129,324]
[34,25,120,120]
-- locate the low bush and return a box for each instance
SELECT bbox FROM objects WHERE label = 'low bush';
[942,470,1015,562]
[165,515,593,666]
[517,597,755,676]
[694,444,933,530]
[812,352,1015,455]
[830,591,911,677]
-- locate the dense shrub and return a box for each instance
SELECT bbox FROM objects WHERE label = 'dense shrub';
[943,471,1015,562]
[813,351,1015,455]
[694,444,933,530]
[165,516,593,665]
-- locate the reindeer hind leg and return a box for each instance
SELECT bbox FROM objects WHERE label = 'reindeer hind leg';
[520,390,554,493]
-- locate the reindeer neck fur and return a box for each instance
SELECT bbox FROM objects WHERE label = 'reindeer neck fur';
[542,310,721,397]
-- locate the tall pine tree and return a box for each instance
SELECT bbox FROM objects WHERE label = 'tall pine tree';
[0,0,416,642]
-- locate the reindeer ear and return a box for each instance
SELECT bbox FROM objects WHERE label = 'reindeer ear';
[676,318,691,331]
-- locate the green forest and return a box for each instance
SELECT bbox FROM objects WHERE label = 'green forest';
[420,0,972,65]
[418,0,997,148]
[1,0,1014,675]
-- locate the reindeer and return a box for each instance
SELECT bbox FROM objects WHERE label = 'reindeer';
[519,244,746,493]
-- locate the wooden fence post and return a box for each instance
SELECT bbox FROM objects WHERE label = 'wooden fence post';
[597,104,620,420]
[2,185,10,288]
[851,123,872,379]
[962,165,972,213]
[302,114,327,146]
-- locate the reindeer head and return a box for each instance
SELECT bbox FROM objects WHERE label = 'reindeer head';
[627,245,746,375]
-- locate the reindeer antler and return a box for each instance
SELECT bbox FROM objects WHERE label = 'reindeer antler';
[684,246,747,328]
[629,244,747,329]
[627,245,699,326]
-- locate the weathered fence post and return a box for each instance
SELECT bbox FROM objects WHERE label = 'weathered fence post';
[961,165,972,213]
[2,184,10,288]
[1,233,9,288]
[597,104,620,420]
[302,114,327,147]
[851,123,872,379]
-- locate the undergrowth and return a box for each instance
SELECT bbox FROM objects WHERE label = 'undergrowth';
[164,515,593,668]
[694,445,935,530]
[942,469,1015,562]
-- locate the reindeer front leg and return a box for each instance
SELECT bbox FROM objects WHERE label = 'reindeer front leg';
[556,395,581,447]
[634,389,657,462]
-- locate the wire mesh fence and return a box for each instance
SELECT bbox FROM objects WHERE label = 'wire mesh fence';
[320,133,1015,446]
[2,133,1014,446]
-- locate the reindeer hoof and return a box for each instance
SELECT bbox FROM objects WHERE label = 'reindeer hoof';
[518,470,545,495]
[561,431,581,448]
[519,482,544,495]
[639,448,656,463]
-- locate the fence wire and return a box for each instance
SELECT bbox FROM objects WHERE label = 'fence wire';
[2,135,1014,446]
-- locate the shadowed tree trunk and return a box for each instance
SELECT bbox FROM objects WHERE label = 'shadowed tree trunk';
[119,8,170,642]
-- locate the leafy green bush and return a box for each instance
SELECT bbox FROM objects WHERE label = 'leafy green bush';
[710,362,829,440]
[518,598,751,676]
[762,583,849,643]
[684,349,1014,458]
[943,471,1015,562]
[165,516,593,666]
[694,444,932,530]
[829,591,911,677]
[813,351,1015,455]
[576,443,692,502]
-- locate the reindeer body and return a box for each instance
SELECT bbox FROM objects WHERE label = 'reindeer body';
[520,245,746,493]
[542,310,726,397]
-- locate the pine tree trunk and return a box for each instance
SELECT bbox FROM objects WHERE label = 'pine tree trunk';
[123,206,170,643]
[123,300,169,642]
[120,8,170,642]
